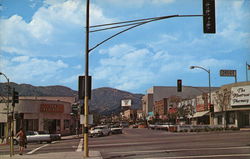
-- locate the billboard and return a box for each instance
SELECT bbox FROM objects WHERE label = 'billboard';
[121,99,132,107]
[231,85,250,106]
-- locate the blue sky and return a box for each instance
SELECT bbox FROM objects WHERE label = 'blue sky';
[0,0,249,94]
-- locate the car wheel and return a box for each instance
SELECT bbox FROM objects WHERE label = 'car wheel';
[13,139,18,145]
[47,141,52,144]
[99,132,103,137]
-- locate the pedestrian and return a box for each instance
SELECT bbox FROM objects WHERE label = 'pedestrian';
[16,128,27,155]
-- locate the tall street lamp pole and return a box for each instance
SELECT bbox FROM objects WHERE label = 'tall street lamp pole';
[190,66,213,125]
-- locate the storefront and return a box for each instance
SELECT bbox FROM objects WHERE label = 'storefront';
[213,82,250,128]
[0,98,75,138]
[16,99,72,135]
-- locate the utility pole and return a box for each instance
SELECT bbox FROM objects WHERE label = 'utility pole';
[84,0,90,157]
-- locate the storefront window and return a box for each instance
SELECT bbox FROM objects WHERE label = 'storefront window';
[218,115,222,125]
[64,120,69,130]
[25,119,39,131]
[228,112,235,124]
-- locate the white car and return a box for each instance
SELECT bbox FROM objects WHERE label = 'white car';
[14,131,52,145]
[110,125,123,134]
[89,125,111,137]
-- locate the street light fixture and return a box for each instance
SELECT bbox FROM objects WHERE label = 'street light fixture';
[189,66,213,125]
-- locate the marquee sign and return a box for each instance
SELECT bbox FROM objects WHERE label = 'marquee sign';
[40,104,64,113]
[231,85,250,106]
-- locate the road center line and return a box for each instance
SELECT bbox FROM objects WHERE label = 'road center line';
[76,138,83,152]
[26,144,49,155]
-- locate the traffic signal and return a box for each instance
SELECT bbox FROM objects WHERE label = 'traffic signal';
[71,104,79,115]
[203,0,216,33]
[78,76,92,99]
[210,104,214,113]
[12,88,19,106]
[177,79,182,92]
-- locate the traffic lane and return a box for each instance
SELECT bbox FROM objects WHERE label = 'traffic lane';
[89,130,250,149]
[99,144,250,159]
[89,129,250,159]
[103,147,250,159]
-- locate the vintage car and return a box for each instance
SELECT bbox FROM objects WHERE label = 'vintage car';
[89,125,111,137]
[110,125,123,134]
[14,131,52,145]
[37,131,61,141]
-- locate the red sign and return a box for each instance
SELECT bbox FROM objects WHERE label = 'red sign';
[196,104,208,112]
[40,104,64,113]
[168,108,177,114]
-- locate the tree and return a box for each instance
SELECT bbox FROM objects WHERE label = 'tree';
[214,88,231,128]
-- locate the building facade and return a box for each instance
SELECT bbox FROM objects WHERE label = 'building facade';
[213,82,250,128]
[0,96,76,140]
[154,98,168,119]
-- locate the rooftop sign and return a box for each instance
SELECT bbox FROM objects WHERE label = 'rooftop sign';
[220,70,236,77]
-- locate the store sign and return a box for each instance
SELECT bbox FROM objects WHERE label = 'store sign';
[231,86,250,106]
[220,70,236,77]
[40,104,64,113]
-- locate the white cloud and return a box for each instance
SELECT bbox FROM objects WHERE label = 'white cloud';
[151,0,175,4]
[93,41,236,91]
[217,0,250,49]
[0,0,115,57]
[60,74,79,84]
[100,0,175,7]
[2,56,68,84]
[11,56,30,62]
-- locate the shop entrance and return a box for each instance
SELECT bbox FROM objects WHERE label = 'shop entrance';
[239,111,250,128]
[43,119,60,134]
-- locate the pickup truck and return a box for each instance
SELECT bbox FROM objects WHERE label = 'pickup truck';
[14,131,52,145]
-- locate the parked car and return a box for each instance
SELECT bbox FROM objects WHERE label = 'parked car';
[110,125,123,134]
[120,122,129,128]
[14,131,52,145]
[89,125,111,137]
[37,131,61,141]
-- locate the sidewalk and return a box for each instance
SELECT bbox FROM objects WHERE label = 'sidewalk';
[0,151,103,159]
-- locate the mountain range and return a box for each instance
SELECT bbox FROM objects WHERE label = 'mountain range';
[0,82,143,115]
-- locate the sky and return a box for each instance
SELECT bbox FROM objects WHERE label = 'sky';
[0,0,249,94]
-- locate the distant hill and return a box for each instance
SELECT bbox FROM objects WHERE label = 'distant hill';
[0,82,77,96]
[0,83,143,115]
[90,87,143,115]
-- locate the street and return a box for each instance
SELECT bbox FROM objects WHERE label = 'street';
[0,129,250,159]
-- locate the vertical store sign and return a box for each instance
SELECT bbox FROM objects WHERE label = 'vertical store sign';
[203,0,216,33]
[231,85,250,106]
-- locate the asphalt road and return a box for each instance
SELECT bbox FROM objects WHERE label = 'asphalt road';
[0,128,250,159]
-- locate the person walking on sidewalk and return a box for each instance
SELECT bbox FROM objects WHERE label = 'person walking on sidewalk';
[16,128,27,155]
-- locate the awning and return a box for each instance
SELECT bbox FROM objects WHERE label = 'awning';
[191,111,210,118]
